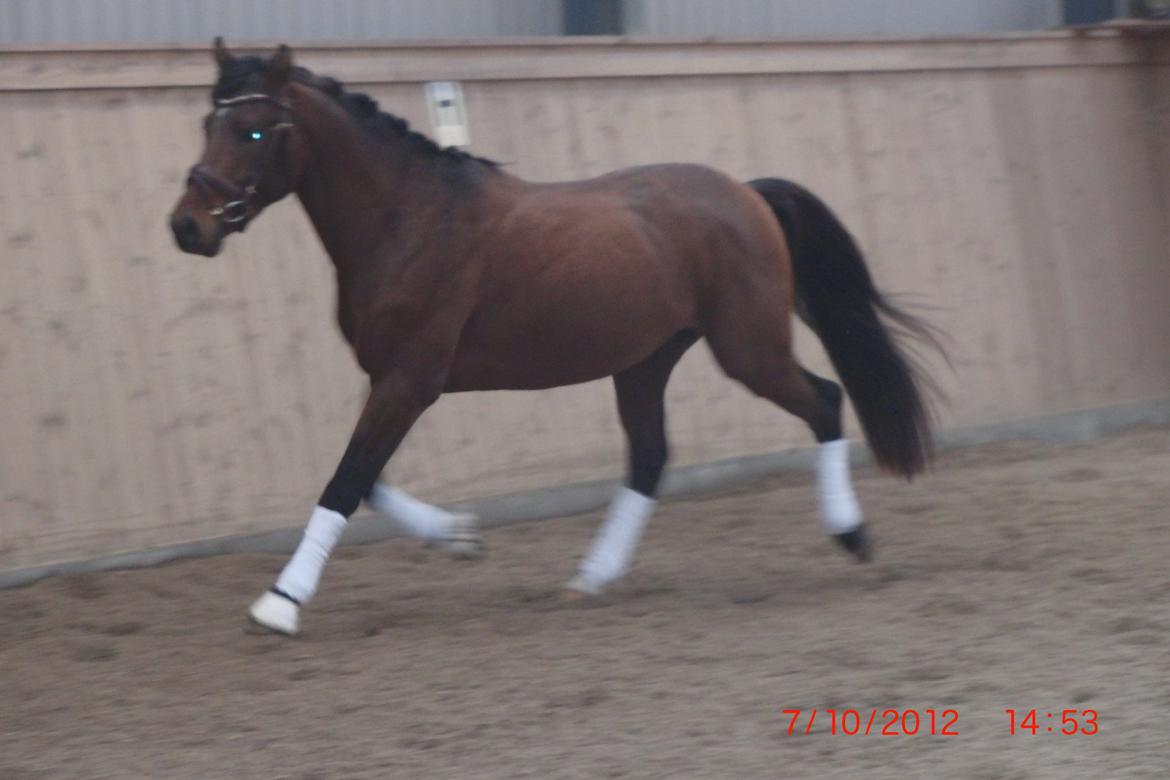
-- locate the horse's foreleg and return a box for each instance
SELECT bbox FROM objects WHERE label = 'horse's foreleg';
[366,484,482,558]
[564,331,697,598]
[249,374,437,635]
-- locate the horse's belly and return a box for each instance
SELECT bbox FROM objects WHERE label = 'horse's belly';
[446,281,694,392]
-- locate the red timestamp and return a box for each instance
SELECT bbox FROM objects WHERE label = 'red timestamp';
[782,708,960,736]
[1005,708,1098,735]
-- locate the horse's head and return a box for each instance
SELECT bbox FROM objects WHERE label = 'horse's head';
[169,39,303,256]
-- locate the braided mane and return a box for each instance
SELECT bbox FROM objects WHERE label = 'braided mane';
[212,54,498,170]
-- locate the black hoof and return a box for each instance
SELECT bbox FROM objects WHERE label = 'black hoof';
[833,526,873,563]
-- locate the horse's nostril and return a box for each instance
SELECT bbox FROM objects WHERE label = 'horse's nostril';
[170,215,200,249]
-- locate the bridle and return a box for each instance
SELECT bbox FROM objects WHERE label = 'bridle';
[187,93,294,227]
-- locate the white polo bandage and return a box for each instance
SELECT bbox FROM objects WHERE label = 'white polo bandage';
[274,505,348,604]
[817,439,862,534]
[368,484,451,541]
[576,487,656,590]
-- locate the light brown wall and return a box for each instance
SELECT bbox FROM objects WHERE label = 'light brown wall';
[2,33,1169,573]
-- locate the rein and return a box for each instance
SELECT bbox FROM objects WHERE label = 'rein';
[188,93,294,227]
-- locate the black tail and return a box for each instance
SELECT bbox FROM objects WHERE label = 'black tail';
[748,177,943,479]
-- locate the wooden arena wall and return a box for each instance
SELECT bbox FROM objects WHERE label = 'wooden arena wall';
[2,32,1169,573]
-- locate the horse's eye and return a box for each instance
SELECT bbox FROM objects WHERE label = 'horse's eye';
[250,130,264,141]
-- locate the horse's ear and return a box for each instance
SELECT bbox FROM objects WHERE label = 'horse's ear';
[266,44,294,92]
[212,36,232,71]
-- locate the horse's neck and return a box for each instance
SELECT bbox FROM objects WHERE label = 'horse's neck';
[291,92,441,278]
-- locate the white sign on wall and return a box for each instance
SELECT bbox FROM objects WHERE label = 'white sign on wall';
[424,81,470,149]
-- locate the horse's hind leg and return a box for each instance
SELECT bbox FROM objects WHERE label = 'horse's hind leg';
[796,367,870,560]
[564,330,699,597]
[704,315,871,561]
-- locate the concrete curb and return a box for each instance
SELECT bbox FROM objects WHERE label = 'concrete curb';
[3,396,1168,590]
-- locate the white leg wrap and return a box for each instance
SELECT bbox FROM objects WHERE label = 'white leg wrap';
[817,439,862,534]
[367,483,483,558]
[367,483,451,541]
[570,487,656,593]
[273,505,348,604]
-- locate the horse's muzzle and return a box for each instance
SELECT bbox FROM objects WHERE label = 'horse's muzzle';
[170,214,222,257]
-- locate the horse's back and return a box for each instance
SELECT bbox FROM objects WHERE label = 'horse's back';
[507,161,788,280]
[569,162,794,309]
[548,162,774,226]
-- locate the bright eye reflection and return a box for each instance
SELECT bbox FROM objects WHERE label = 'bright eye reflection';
[251,131,264,141]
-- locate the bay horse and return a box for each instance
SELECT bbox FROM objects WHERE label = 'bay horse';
[169,40,939,636]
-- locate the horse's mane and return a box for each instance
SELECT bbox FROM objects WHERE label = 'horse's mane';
[212,55,499,170]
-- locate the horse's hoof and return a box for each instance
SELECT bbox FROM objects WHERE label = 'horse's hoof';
[833,526,873,563]
[427,513,484,560]
[560,574,603,602]
[249,590,300,636]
